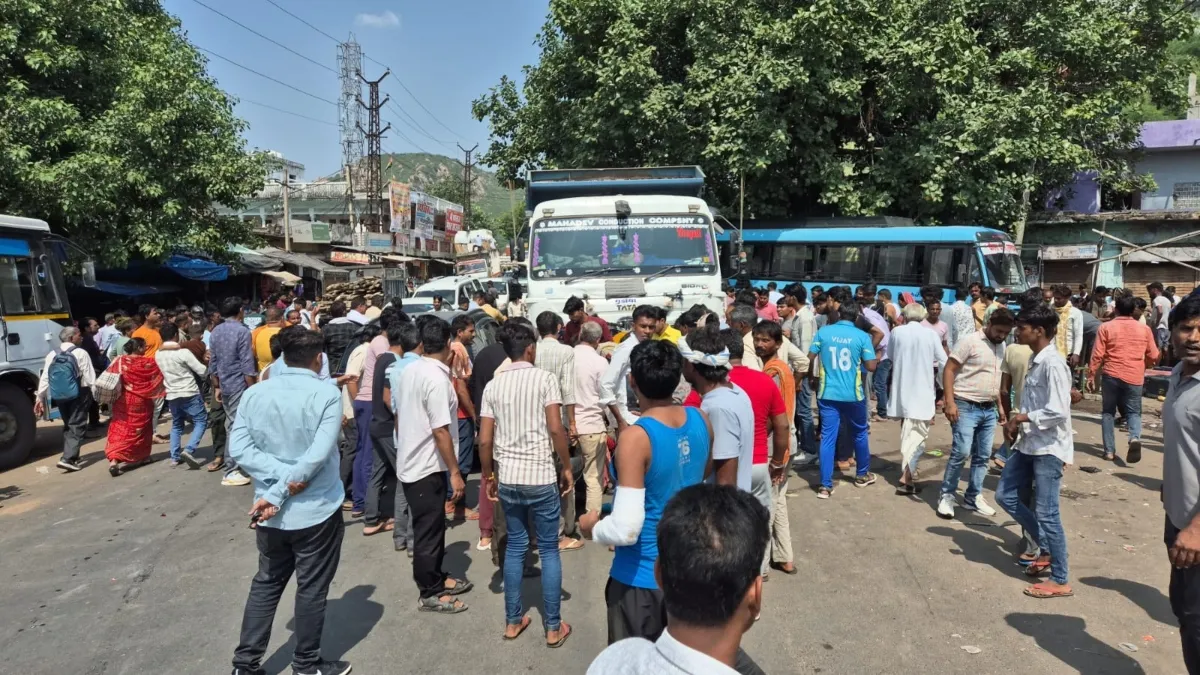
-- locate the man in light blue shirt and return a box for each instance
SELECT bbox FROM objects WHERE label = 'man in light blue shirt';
[807,302,878,498]
[228,328,351,675]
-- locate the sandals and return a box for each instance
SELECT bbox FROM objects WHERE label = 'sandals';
[559,537,584,552]
[1023,556,1053,577]
[418,595,468,614]
[443,578,474,596]
[108,463,122,478]
[1017,552,1039,567]
[503,616,532,641]
[362,520,394,536]
[770,561,798,575]
[546,622,572,648]
[1023,582,1074,599]
[206,460,226,473]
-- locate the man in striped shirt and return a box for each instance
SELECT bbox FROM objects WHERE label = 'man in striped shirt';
[534,311,580,550]
[479,321,573,645]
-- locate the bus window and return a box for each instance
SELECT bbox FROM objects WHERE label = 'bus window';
[745,244,772,277]
[873,245,926,284]
[717,240,734,277]
[928,247,967,286]
[772,244,815,279]
[816,245,871,281]
[0,255,39,314]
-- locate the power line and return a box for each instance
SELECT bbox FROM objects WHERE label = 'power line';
[187,0,337,74]
[238,99,338,126]
[196,46,337,106]
[256,0,470,144]
[260,0,342,44]
[386,99,455,150]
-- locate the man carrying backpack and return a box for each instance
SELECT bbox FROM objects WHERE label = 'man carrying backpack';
[34,326,97,472]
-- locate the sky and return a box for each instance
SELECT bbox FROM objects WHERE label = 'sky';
[161,0,550,178]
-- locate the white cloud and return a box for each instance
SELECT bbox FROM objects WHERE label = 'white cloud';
[355,10,400,29]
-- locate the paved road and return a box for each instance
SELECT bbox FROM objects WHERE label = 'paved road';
[0,403,1183,674]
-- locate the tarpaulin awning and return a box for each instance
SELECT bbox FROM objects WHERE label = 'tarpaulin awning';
[165,254,229,282]
[262,270,302,284]
[230,245,283,273]
[90,280,182,297]
[382,255,418,263]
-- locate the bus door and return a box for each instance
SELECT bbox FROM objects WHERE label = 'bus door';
[0,237,67,368]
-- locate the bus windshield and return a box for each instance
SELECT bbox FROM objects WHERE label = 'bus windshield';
[978,243,1027,293]
[529,215,716,279]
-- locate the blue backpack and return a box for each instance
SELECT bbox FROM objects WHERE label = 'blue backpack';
[47,346,81,402]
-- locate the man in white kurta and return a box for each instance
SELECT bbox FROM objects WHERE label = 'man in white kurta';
[887,304,949,493]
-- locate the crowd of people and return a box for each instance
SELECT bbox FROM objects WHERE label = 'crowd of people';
[29,276,1200,674]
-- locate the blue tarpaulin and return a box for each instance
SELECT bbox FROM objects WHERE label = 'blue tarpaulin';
[164,254,229,282]
[91,280,182,297]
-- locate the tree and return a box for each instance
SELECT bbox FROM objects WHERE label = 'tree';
[474,0,1196,232]
[0,0,264,266]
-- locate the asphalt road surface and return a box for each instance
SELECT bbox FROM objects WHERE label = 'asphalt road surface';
[0,401,1183,674]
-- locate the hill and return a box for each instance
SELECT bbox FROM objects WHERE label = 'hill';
[330,153,521,217]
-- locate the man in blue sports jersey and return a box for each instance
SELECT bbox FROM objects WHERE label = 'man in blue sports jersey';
[807,302,879,499]
[578,340,713,645]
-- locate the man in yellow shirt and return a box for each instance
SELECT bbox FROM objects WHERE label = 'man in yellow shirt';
[653,307,682,344]
[251,307,287,371]
[132,304,164,358]
[472,290,506,324]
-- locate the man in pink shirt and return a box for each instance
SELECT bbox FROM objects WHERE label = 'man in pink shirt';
[755,289,780,322]
[1088,294,1159,463]
[573,320,611,515]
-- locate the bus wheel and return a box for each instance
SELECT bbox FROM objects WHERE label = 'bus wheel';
[0,383,35,471]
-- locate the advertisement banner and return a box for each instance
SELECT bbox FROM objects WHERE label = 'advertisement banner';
[330,250,370,265]
[389,181,411,233]
[445,206,464,235]
[415,200,435,240]
[366,233,392,252]
[395,231,409,248]
[290,220,332,244]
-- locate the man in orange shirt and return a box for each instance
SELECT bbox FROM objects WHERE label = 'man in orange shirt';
[251,307,286,372]
[1089,294,1160,463]
[132,304,163,358]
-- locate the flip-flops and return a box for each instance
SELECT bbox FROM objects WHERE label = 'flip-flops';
[503,616,532,641]
[547,622,572,648]
[1024,583,1074,599]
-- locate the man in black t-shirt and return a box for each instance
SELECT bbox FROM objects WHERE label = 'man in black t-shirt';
[362,321,419,552]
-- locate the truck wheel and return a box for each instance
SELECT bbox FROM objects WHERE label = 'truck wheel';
[0,383,36,471]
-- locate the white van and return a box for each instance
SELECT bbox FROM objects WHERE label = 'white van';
[405,276,487,314]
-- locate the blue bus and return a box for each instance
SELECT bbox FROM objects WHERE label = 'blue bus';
[715,224,1029,304]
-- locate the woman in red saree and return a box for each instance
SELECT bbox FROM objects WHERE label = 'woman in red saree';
[105,337,165,476]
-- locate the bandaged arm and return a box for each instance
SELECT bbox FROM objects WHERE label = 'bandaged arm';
[593,487,646,547]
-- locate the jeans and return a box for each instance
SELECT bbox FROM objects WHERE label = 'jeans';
[167,394,208,461]
[56,388,92,463]
[939,399,997,504]
[499,483,563,630]
[996,451,1068,584]
[366,429,413,547]
[1101,374,1143,456]
[817,399,870,489]
[222,389,244,473]
[446,417,475,501]
[1167,517,1200,673]
[203,379,226,462]
[403,471,450,599]
[232,510,344,673]
[873,358,892,417]
[351,400,373,512]
[795,378,816,455]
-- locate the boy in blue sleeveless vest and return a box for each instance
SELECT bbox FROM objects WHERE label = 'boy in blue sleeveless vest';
[579,340,713,644]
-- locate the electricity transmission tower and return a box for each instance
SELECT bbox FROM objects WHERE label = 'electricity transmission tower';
[337,37,364,188]
[358,69,390,231]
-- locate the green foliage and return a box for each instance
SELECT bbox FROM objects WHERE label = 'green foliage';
[0,0,264,266]
[474,0,1196,231]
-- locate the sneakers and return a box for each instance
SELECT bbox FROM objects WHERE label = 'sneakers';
[221,469,251,486]
[962,495,997,517]
[56,458,82,472]
[294,662,351,675]
[792,451,819,468]
[936,493,957,519]
[1127,439,1142,464]
[180,450,202,470]
[854,472,877,488]
[231,668,265,675]
[816,486,833,499]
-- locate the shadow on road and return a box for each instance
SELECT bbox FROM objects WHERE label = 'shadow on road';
[0,485,22,503]
[262,584,384,674]
[1080,576,1176,627]
[1006,613,1143,673]
[1113,472,1162,494]
[926,524,1026,580]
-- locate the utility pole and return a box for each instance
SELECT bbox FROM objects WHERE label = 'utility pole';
[282,161,291,252]
[459,143,478,229]
[358,69,391,233]
[344,163,358,230]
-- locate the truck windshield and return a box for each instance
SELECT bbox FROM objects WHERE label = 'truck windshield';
[529,215,715,279]
[978,242,1028,293]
